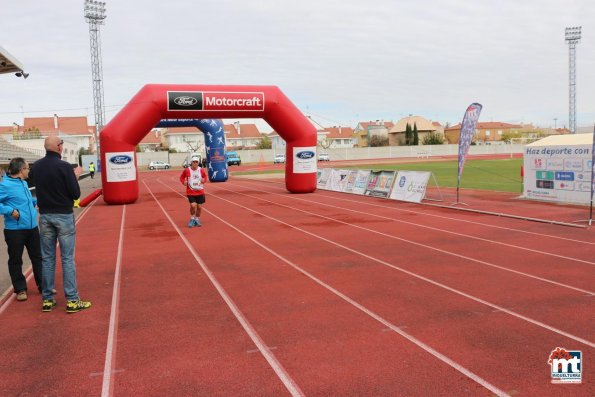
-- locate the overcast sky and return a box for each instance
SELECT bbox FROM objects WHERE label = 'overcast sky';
[1,0,594,132]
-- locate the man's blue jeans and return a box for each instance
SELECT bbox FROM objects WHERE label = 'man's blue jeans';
[39,214,79,301]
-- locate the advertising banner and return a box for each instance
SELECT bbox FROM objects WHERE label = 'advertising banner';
[350,170,371,195]
[317,168,332,190]
[457,103,483,183]
[342,170,360,193]
[364,171,396,198]
[328,169,350,192]
[523,141,593,204]
[389,171,431,203]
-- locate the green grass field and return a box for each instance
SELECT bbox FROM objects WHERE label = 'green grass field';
[350,158,524,192]
[234,158,524,193]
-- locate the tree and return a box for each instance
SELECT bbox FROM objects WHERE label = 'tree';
[257,135,272,149]
[500,130,523,143]
[413,123,419,145]
[370,135,389,147]
[405,123,412,145]
[78,147,92,165]
[422,133,445,145]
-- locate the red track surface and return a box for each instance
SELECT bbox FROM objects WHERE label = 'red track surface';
[1,170,593,396]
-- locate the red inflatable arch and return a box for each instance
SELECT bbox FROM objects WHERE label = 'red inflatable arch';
[100,84,317,204]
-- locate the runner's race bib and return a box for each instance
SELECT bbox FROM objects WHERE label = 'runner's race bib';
[189,169,203,191]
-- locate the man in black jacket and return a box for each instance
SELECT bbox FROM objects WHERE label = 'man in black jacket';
[31,136,91,313]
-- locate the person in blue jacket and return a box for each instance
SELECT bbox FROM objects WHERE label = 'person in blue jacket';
[0,157,42,301]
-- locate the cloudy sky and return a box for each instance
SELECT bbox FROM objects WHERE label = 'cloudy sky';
[1,0,594,132]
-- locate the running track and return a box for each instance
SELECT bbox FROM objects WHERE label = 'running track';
[0,170,593,396]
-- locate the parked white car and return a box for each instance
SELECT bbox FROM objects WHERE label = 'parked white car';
[148,160,171,170]
[273,154,286,164]
[318,153,330,161]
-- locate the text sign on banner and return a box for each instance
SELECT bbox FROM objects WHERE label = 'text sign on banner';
[389,171,431,203]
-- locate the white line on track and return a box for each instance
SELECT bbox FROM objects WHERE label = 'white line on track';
[101,205,126,397]
[156,179,511,397]
[216,184,594,296]
[0,196,100,315]
[240,178,595,246]
[202,185,594,348]
[144,180,305,397]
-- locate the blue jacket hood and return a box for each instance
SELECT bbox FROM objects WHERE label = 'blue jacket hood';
[0,176,38,230]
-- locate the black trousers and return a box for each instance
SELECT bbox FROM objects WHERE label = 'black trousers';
[4,228,42,293]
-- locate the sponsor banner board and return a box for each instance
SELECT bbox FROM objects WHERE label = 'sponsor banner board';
[328,169,350,192]
[317,168,332,190]
[364,171,396,198]
[389,171,431,203]
[523,143,592,204]
[342,170,359,194]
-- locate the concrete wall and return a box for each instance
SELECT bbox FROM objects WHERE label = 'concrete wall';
[135,144,525,166]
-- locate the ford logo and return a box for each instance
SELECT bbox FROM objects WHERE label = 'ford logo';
[174,96,198,106]
[399,176,406,187]
[296,151,315,159]
[109,155,132,164]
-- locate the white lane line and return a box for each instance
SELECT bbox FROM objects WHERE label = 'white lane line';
[101,205,126,397]
[144,180,304,397]
[238,179,595,258]
[240,178,595,246]
[204,186,595,349]
[0,196,100,315]
[156,185,511,397]
[216,184,594,296]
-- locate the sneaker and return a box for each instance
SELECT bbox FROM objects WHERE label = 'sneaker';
[194,219,201,227]
[16,291,28,301]
[187,219,195,228]
[66,300,92,314]
[42,299,57,312]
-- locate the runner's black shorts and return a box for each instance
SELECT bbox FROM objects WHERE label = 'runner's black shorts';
[187,195,206,204]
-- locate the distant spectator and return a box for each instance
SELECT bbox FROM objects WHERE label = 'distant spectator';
[88,161,95,179]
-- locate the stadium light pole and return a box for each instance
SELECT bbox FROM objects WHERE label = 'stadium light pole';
[565,26,581,134]
[84,0,107,165]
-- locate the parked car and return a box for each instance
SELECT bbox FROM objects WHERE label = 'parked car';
[226,151,241,166]
[148,160,170,170]
[273,154,286,164]
[318,153,330,161]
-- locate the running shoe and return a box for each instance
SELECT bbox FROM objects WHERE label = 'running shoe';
[187,219,195,228]
[42,299,57,312]
[66,300,92,314]
[194,218,201,227]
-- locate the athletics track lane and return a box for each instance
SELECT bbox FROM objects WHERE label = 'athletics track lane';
[200,177,593,396]
[0,202,123,396]
[230,180,595,300]
[147,176,502,396]
[0,171,592,396]
[108,182,291,396]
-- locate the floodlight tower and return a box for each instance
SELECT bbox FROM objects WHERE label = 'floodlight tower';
[84,0,107,156]
[565,26,581,134]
